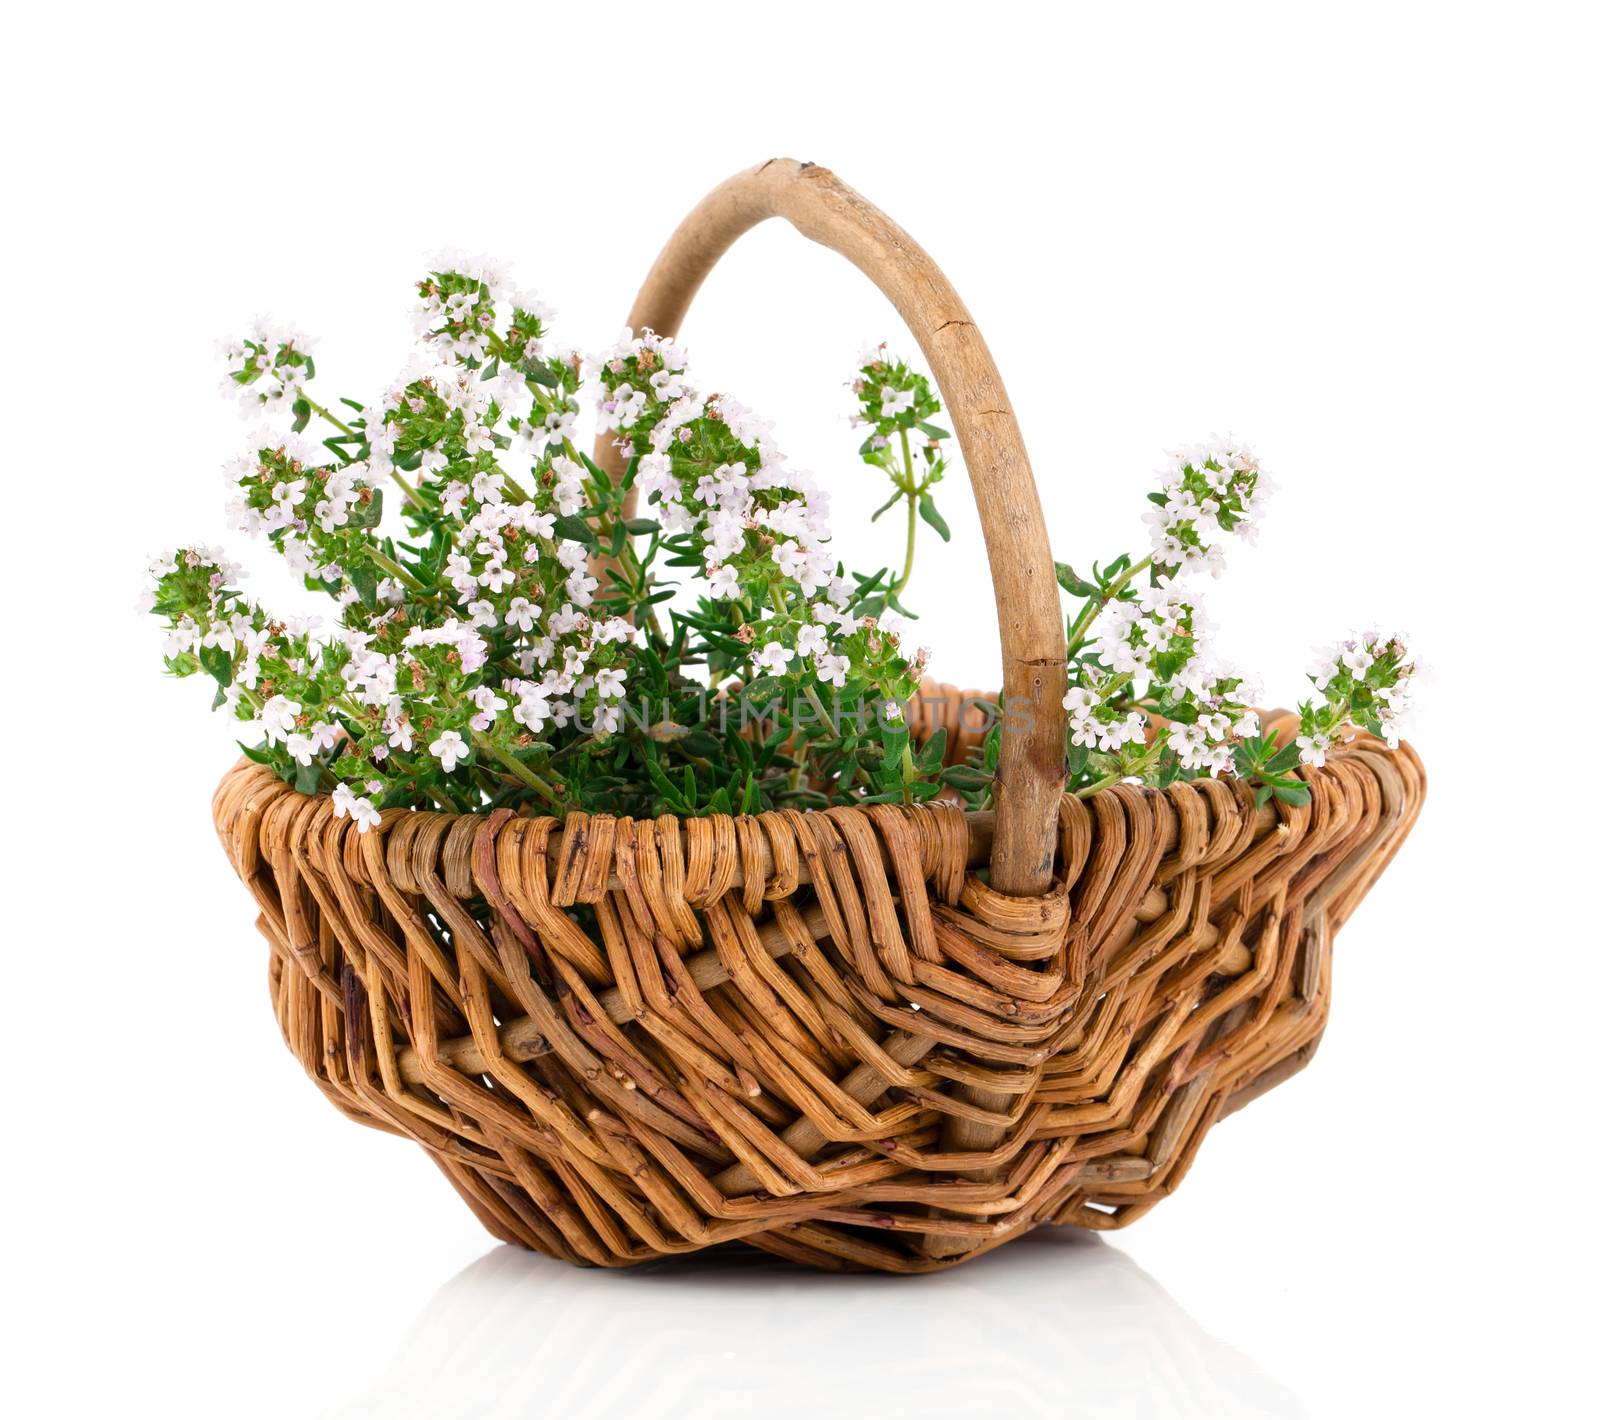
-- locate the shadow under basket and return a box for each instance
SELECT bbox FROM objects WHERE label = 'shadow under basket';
[210,162,1426,1272]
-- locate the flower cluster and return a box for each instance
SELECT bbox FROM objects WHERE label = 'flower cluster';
[1142,439,1272,577]
[1297,632,1415,763]
[1053,441,1415,807]
[1069,579,1259,776]
[154,263,1418,829]
[219,320,317,420]
[851,343,952,600]
[150,260,955,828]
[593,331,927,708]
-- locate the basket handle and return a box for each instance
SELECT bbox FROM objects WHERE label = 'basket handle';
[599,159,1066,896]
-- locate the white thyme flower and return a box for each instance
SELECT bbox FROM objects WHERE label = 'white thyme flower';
[332,782,382,832]
[752,641,795,675]
[815,652,851,688]
[259,695,301,745]
[1297,733,1332,768]
[429,730,467,773]
[880,385,914,419]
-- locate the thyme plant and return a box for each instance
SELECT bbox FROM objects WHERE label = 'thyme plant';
[1053,442,1415,808]
[147,258,961,828]
[146,256,1414,831]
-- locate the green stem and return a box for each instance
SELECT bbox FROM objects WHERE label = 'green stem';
[470,729,561,808]
[428,783,463,814]
[390,471,431,518]
[1066,555,1154,659]
[367,549,427,594]
[890,428,918,597]
[304,396,359,439]
[1074,771,1121,798]
[803,685,837,737]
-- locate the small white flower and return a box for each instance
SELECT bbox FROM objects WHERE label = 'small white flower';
[1341,644,1374,676]
[773,540,808,579]
[332,783,382,833]
[593,617,635,645]
[514,684,553,732]
[505,597,538,632]
[469,686,508,731]
[1297,733,1331,768]
[752,641,795,675]
[430,729,468,773]
[815,652,851,688]
[479,561,515,593]
[880,385,914,419]
[260,695,301,745]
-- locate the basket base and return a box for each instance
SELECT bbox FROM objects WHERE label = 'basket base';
[221,728,1423,1273]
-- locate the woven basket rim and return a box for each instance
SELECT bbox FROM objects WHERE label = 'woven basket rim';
[216,734,1419,833]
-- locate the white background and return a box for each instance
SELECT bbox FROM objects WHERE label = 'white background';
[5,3,1594,1416]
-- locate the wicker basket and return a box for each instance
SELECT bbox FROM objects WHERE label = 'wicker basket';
[212,160,1426,1272]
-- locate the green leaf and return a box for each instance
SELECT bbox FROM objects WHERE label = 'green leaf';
[347,488,384,530]
[526,363,558,388]
[1054,562,1096,597]
[551,514,596,548]
[916,728,948,773]
[1264,745,1300,774]
[198,643,233,688]
[916,421,952,440]
[917,494,951,541]
[291,397,311,434]
[1067,734,1089,776]
[294,759,322,796]
[941,764,992,791]
[350,562,379,609]
[870,489,904,522]
[1273,781,1312,806]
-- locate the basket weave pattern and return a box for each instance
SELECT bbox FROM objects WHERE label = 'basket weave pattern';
[210,162,1426,1271]
[215,699,1422,1272]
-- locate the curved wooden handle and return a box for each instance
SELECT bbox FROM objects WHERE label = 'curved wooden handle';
[599,159,1066,895]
